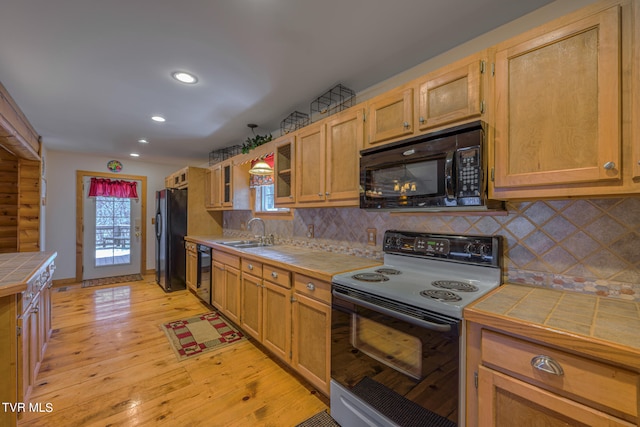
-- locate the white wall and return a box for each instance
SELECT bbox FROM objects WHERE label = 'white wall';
[45,150,183,280]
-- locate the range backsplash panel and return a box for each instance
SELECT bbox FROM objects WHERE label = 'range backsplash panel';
[223,198,640,301]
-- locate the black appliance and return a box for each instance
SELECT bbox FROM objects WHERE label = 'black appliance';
[360,121,502,212]
[331,230,502,427]
[155,188,188,292]
[196,244,211,303]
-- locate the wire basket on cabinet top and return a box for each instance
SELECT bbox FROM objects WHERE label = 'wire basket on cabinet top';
[209,145,242,166]
[310,84,355,119]
[280,111,310,135]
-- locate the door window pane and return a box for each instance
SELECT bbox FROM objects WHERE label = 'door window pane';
[95,196,131,266]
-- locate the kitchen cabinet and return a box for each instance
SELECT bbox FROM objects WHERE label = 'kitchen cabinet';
[491,0,640,199]
[0,254,55,427]
[239,264,262,340]
[211,250,241,325]
[261,264,292,362]
[185,241,197,293]
[417,51,488,132]
[474,329,637,426]
[366,86,413,146]
[0,81,40,161]
[273,135,296,205]
[291,273,331,395]
[206,160,250,211]
[294,108,363,207]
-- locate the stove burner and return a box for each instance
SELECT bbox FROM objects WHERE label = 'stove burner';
[375,268,402,275]
[420,289,462,302]
[431,280,478,292]
[352,273,390,282]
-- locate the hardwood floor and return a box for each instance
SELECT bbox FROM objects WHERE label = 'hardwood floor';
[19,275,328,426]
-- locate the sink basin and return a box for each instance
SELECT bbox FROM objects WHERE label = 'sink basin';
[218,240,264,248]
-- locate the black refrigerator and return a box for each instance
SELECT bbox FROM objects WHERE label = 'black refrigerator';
[155,188,188,292]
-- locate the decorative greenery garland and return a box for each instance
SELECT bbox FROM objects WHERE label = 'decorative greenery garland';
[242,133,273,154]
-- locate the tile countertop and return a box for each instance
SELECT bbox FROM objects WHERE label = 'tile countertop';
[185,235,382,282]
[0,251,58,298]
[465,283,640,371]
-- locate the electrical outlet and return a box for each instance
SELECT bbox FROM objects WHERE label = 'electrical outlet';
[367,228,376,246]
[307,224,314,238]
[240,221,246,230]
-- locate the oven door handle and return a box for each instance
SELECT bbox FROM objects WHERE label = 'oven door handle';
[444,151,455,201]
[332,290,453,333]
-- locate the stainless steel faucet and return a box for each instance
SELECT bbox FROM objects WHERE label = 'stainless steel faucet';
[248,217,272,245]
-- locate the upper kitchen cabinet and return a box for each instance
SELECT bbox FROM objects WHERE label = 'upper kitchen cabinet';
[417,51,490,132]
[491,0,640,199]
[273,135,296,205]
[366,86,414,146]
[206,159,250,211]
[295,108,364,207]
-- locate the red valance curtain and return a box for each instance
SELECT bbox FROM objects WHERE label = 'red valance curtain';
[250,153,275,187]
[88,178,139,199]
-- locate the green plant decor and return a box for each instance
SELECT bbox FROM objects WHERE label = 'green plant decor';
[242,133,273,154]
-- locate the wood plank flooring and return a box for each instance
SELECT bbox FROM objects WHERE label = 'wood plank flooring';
[19,275,328,426]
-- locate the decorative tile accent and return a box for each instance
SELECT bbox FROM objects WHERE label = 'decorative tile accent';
[224,197,640,301]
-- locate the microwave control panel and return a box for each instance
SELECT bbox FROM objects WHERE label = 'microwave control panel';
[456,147,481,198]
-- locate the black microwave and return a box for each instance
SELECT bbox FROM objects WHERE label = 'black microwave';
[360,121,502,211]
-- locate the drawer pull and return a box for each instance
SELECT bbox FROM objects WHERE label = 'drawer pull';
[531,355,564,376]
[306,282,315,291]
[248,264,253,270]
[271,271,278,279]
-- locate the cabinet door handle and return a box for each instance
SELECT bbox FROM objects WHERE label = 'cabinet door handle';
[531,355,564,376]
[403,121,410,129]
[318,193,323,197]
[603,161,616,170]
[248,264,253,270]
[306,282,315,291]
[325,192,330,196]
[271,271,278,279]
[419,116,425,124]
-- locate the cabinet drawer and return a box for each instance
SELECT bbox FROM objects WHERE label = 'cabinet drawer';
[481,330,638,419]
[263,264,290,288]
[212,250,240,269]
[242,258,263,276]
[294,273,330,304]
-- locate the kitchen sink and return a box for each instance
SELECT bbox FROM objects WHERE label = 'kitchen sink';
[218,240,264,248]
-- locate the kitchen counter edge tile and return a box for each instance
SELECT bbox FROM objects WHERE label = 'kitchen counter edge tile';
[464,283,640,371]
[0,251,58,298]
[185,235,381,282]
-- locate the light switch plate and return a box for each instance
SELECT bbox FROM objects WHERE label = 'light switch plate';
[367,228,376,246]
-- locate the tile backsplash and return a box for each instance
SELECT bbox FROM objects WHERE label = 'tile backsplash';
[224,198,640,301]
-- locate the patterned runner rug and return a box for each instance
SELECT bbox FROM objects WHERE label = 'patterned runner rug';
[162,311,245,361]
[81,273,144,288]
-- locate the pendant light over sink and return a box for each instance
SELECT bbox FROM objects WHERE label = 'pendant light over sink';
[246,124,274,175]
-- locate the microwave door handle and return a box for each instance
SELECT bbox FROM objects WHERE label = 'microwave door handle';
[445,151,455,200]
[332,290,452,333]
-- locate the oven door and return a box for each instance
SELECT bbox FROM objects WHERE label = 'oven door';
[331,288,460,427]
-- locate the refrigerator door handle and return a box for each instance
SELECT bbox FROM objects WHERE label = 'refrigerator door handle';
[155,212,162,240]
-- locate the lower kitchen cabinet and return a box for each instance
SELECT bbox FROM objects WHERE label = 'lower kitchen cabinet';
[185,241,197,293]
[466,320,639,426]
[292,289,331,395]
[211,250,241,325]
[262,279,292,362]
[240,271,262,340]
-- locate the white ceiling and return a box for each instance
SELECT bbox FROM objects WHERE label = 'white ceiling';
[0,0,553,165]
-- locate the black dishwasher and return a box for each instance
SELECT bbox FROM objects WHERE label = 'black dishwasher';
[196,244,211,304]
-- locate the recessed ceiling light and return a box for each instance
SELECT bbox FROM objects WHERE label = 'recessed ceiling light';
[130,153,140,157]
[151,115,166,123]
[138,139,149,144]
[171,71,198,84]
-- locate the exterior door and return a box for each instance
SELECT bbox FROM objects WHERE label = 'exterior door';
[82,176,142,280]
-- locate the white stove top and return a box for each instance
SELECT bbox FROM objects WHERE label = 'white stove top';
[332,253,501,319]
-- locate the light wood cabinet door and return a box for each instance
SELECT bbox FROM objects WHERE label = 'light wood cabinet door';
[262,280,291,362]
[185,247,197,293]
[223,265,241,324]
[240,273,262,341]
[292,292,331,395]
[208,164,222,209]
[418,55,484,131]
[274,136,295,205]
[493,6,621,191]
[366,87,413,145]
[211,260,225,311]
[477,366,634,427]
[295,123,326,203]
[221,161,233,207]
[325,108,364,203]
